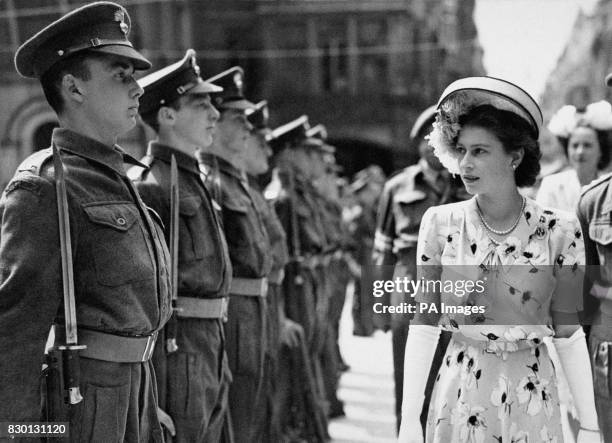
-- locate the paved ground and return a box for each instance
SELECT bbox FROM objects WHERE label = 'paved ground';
[329,288,397,443]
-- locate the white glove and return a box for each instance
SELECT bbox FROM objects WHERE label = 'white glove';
[553,327,602,442]
[397,325,441,443]
[577,429,603,443]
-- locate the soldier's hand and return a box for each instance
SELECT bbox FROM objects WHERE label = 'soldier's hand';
[280,318,302,348]
[346,255,361,279]
[157,407,176,437]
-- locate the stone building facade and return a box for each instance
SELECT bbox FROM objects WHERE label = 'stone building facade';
[0,0,484,186]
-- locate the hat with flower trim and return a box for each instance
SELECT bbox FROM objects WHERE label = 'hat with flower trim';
[548,100,612,139]
[427,76,543,174]
[15,1,151,79]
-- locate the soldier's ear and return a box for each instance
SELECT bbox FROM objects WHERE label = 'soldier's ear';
[61,74,85,104]
[158,106,176,127]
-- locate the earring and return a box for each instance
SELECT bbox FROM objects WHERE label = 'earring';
[512,164,517,170]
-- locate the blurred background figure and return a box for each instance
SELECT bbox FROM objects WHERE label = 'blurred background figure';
[346,165,386,337]
[537,100,612,211]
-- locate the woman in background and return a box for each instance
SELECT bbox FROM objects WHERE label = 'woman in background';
[537,101,612,211]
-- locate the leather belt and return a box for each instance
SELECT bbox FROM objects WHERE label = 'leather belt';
[177,297,227,319]
[53,325,157,363]
[230,277,268,297]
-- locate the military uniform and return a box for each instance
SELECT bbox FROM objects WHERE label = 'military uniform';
[0,129,171,440]
[269,116,331,441]
[373,158,466,432]
[577,172,612,441]
[128,49,233,443]
[0,4,170,442]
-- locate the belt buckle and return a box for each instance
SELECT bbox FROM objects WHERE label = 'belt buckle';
[221,297,229,323]
[260,278,268,296]
[142,332,158,362]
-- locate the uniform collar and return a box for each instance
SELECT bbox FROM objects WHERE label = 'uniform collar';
[147,142,200,176]
[52,127,145,176]
[418,158,448,187]
[198,152,243,181]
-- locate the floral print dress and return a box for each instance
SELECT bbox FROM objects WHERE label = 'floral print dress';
[415,197,584,443]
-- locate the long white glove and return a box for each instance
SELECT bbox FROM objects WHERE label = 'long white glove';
[553,327,602,443]
[397,325,441,443]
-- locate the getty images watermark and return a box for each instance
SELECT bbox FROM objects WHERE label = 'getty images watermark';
[371,276,487,316]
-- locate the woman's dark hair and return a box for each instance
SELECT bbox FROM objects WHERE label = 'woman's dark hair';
[555,126,611,170]
[456,104,541,187]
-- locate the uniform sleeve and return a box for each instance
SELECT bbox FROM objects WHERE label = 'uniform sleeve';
[0,176,62,420]
[413,207,444,325]
[371,181,396,266]
[576,193,600,323]
[550,214,585,314]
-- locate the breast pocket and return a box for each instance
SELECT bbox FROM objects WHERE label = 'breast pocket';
[179,195,206,262]
[222,198,252,249]
[83,202,154,287]
[589,220,612,278]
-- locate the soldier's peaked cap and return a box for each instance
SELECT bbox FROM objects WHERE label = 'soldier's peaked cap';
[205,66,255,111]
[138,49,222,116]
[267,115,309,152]
[246,100,269,129]
[306,124,328,140]
[304,124,335,153]
[15,2,151,79]
[410,105,437,140]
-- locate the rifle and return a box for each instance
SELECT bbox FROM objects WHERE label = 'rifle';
[281,167,328,441]
[166,155,180,353]
[282,168,316,343]
[42,144,87,432]
[292,328,328,442]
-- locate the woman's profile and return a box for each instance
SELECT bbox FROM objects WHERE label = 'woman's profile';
[398,77,601,443]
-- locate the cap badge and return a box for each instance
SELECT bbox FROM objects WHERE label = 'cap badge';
[114,10,129,35]
[233,72,243,90]
[190,55,201,75]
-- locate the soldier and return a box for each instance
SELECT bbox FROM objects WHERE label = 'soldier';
[348,166,386,338]
[242,100,304,441]
[372,106,467,433]
[306,124,352,418]
[268,116,330,441]
[195,67,273,442]
[128,50,233,442]
[576,71,612,443]
[0,2,171,442]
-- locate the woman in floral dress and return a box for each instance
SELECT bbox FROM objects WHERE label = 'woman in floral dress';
[398,77,602,443]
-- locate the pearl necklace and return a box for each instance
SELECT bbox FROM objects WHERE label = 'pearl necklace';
[476,197,525,236]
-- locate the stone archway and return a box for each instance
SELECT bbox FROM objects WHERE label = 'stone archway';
[0,96,57,187]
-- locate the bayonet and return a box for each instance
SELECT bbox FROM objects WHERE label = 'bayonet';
[52,142,85,405]
[166,154,180,353]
